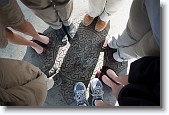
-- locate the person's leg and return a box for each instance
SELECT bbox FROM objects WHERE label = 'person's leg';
[1,0,49,45]
[88,0,106,18]
[56,0,76,39]
[21,0,69,44]
[0,19,8,48]
[108,0,158,61]
[95,100,112,106]
[0,58,50,106]
[100,0,123,22]
[83,0,106,26]
[115,30,160,62]
[0,0,49,54]
[95,0,123,32]
[13,20,49,45]
[101,75,124,98]
[5,28,43,54]
[56,0,73,27]
[21,0,62,30]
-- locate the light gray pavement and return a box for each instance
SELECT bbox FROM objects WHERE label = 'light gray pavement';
[0,0,133,106]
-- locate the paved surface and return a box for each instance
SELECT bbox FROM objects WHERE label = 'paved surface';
[0,0,133,106]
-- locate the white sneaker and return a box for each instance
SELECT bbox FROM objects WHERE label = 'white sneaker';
[74,82,89,106]
[90,78,104,106]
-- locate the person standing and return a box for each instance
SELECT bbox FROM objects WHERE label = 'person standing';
[0,0,50,54]
[107,0,160,62]
[83,0,123,32]
[21,0,77,44]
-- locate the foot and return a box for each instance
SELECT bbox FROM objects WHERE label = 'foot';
[83,14,94,26]
[90,78,104,106]
[38,34,49,45]
[74,82,89,106]
[63,23,77,40]
[95,19,107,32]
[101,75,124,98]
[31,45,43,54]
[54,27,68,44]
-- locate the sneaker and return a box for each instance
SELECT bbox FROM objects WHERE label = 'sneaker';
[95,19,107,32]
[83,14,94,26]
[63,23,77,40]
[74,82,89,106]
[54,27,68,44]
[90,78,104,106]
[113,52,128,62]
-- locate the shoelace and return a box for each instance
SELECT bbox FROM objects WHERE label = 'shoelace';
[91,86,104,98]
[74,90,86,103]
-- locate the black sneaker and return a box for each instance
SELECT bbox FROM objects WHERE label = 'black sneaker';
[74,82,89,106]
[54,27,68,44]
[63,23,77,40]
[90,78,104,106]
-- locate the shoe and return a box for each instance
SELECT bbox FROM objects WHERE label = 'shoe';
[113,52,128,62]
[38,33,55,47]
[83,14,94,26]
[74,82,89,106]
[63,23,77,40]
[54,27,68,44]
[95,19,107,32]
[90,78,104,106]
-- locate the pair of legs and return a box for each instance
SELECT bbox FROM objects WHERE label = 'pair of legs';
[0,0,49,54]
[21,0,76,44]
[106,0,160,62]
[83,0,123,32]
[0,58,54,106]
[74,78,112,106]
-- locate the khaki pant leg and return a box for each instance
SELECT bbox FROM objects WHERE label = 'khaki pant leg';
[0,59,47,106]
[88,0,106,18]
[57,0,73,26]
[21,0,62,29]
[100,0,124,22]
[0,20,7,48]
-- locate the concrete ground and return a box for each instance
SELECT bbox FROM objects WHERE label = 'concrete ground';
[0,0,133,106]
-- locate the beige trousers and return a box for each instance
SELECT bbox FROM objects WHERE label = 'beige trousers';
[21,0,73,29]
[0,58,53,106]
[88,0,123,22]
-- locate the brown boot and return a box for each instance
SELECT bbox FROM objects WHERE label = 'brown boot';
[95,19,107,32]
[83,14,94,26]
